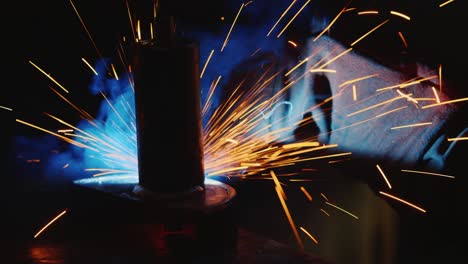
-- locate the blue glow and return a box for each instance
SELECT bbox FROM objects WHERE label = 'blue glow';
[74,176,223,187]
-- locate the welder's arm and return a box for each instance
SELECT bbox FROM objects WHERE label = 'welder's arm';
[280,35,465,172]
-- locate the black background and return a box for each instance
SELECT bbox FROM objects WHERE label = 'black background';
[4,1,467,263]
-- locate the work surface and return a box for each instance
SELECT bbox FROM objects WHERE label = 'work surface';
[9,229,330,264]
[3,155,465,264]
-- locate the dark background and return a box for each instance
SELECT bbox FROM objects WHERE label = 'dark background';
[4,0,467,263]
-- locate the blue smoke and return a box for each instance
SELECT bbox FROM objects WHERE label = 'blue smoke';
[43,59,138,180]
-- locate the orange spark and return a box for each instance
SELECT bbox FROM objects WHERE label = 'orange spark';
[347,96,408,117]
[282,142,320,149]
[16,119,97,151]
[376,164,392,189]
[398,31,408,48]
[439,0,455,7]
[202,75,222,115]
[338,74,379,88]
[69,0,102,58]
[432,87,441,103]
[81,58,98,75]
[282,144,338,158]
[275,185,304,250]
[376,75,438,92]
[300,152,352,162]
[397,89,418,104]
[401,169,455,179]
[320,193,329,201]
[352,85,357,101]
[207,166,248,176]
[271,170,287,200]
[422,97,468,108]
[0,105,12,111]
[285,58,308,76]
[390,11,411,20]
[125,0,137,41]
[309,69,337,73]
[439,64,443,92]
[111,63,119,80]
[350,19,389,47]
[34,209,68,238]
[287,40,298,47]
[57,129,74,133]
[357,10,379,15]
[221,2,245,52]
[48,86,94,120]
[267,0,297,36]
[328,158,351,164]
[379,191,426,213]
[375,106,407,118]
[277,0,311,38]
[313,7,347,42]
[300,186,313,201]
[136,19,141,42]
[320,209,330,216]
[28,61,69,93]
[401,75,439,89]
[390,122,432,130]
[150,22,154,40]
[289,179,313,182]
[325,201,359,219]
[447,137,467,142]
[300,226,319,244]
[200,49,215,78]
[317,48,353,69]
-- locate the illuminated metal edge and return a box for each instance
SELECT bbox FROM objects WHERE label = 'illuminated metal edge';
[73,175,236,212]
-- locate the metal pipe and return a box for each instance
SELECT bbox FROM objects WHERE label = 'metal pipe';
[132,2,205,195]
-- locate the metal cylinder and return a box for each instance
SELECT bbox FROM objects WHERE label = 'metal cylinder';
[132,39,205,194]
